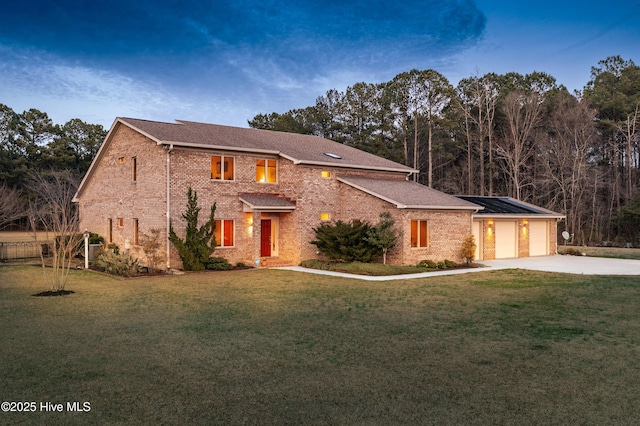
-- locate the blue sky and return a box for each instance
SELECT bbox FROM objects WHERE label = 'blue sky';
[1,0,638,129]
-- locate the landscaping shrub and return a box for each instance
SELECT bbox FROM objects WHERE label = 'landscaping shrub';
[88,232,105,245]
[169,187,217,271]
[94,247,139,277]
[563,247,583,256]
[311,220,379,262]
[418,259,438,269]
[140,228,166,273]
[460,234,476,265]
[106,243,120,255]
[205,257,233,270]
[437,261,445,269]
[444,259,457,268]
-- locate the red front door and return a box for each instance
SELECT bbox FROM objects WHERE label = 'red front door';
[261,219,272,257]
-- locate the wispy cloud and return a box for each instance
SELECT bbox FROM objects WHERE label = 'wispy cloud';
[0,46,198,126]
[0,1,488,126]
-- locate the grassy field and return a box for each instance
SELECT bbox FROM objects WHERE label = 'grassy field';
[0,232,57,243]
[558,245,640,260]
[1,265,640,424]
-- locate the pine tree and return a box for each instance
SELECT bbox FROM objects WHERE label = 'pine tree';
[169,187,216,271]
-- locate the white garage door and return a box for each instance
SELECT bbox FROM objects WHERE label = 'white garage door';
[495,221,517,259]
[529,221,548,256]
[472,221,481,260]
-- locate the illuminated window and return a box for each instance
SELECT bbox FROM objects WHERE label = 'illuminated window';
[256,159,277,183]
[320,213,331,221]
[410,220,428,248]
[211,156,235,181]
[321,171,331,178]
[118,218,124,227]
[118,157,126,163]
[214,220,235,247]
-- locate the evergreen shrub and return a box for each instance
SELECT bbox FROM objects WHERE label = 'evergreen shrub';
[205,257,233,270]
[311,220,379,263]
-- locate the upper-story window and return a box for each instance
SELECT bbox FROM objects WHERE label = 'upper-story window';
[211,155,234,181]
[256,159,277,183]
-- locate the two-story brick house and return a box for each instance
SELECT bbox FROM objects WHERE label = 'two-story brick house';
[72,117,485,268]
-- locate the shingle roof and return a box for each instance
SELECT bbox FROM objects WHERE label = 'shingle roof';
[239,194,296,211]
[119,118,416,174]
[456,196,564,218]
[338,176,481,210]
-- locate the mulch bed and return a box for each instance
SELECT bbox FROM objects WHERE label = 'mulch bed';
[32,290,75,297]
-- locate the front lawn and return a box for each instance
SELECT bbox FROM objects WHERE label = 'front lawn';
[1,265,639,424]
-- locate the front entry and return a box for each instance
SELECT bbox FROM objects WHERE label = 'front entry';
[261,219,272,256]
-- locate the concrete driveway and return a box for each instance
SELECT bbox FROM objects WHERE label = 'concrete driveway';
[482,254,640,276]
[278,255,640,281]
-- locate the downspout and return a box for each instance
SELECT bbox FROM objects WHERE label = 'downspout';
[166,144,173,269]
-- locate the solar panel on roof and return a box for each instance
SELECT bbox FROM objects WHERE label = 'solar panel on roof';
[456,196,542,215]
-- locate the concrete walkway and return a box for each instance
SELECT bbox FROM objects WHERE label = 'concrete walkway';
[276,255,640,281]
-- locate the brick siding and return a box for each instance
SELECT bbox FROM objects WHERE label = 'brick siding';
[78,123,479,268]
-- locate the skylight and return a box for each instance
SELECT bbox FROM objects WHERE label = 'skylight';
[324,152,342,159]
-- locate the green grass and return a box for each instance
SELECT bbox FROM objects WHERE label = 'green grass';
[1,265,640,424]
[558,245,640,260]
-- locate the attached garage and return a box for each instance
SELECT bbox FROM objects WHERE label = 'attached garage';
[529,220,549,256]
[495,221,517,259]
[457,196,564,261]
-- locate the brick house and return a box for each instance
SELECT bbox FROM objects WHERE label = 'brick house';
[74,117,484,268]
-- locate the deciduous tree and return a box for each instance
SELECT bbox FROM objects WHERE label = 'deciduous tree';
[0,183,26,230]
[27,171,80,293]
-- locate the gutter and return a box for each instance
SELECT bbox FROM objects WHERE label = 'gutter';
[166,144,173,269]
[471,213,566,220]
[161,141,280,156]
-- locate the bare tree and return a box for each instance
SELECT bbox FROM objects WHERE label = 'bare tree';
[538,96,597,244]
[497,91,544,200]
[27,171,81,293]
[0,183,26,230]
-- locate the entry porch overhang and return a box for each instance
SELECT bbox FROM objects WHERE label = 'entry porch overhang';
[239,193,296,213]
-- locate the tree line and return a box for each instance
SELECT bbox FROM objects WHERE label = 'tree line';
[0,104,107,230]
[249,55,640,246]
